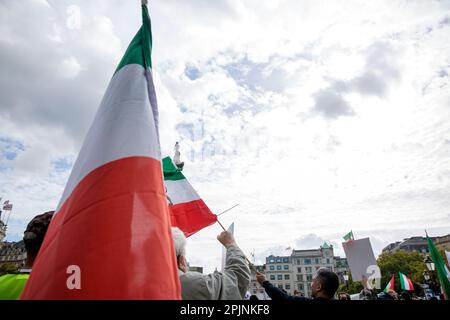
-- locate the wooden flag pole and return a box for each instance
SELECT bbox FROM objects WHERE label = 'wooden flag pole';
[217,203,240,217]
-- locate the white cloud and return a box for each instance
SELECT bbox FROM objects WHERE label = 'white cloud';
[66,4,81,30]
[59,56,81,78]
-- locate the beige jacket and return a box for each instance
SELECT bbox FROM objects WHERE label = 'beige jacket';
[179,245,251,300]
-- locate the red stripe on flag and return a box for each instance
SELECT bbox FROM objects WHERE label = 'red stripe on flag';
[169,199,217,237]
[407,277,414,291]
[21,156,181,299]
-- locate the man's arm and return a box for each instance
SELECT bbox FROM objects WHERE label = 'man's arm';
[219,232,251,299]
[256,272,309,301]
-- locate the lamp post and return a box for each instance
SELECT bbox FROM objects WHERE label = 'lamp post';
[424,255,435,272]
[343,271,349,291]
[424,255,437,294]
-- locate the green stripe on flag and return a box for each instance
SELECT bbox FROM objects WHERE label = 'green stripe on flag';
[115,4,153,74]
[343,231,353,241]
[399,272,406,290]
[427,235,450,299]
[162,156,186,181]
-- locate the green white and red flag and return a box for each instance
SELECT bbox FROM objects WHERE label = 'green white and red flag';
[383,275,395,293]
[343,230,354,242]
[21,3,181,299]
[399,272,414,291]
[427,234,450,299]
[163,156,217,237]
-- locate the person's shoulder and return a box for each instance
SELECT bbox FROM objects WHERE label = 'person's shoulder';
[180,271,219,282]
[179,271,223,300]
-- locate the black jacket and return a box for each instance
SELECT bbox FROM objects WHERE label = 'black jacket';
[262,281,330,301]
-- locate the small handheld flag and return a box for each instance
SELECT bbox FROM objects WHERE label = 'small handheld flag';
[383,275,395,293]
[343,230,354,242]
[399,272,414,291]
[163,156,217,237]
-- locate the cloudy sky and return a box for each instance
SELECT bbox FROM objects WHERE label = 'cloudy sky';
[1,0,450,273]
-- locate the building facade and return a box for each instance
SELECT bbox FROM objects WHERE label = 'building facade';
[248,243,348,298]
[0,240,26,269]
[382,234,450,254]
[0,220,5,246]
[248,265,269,299]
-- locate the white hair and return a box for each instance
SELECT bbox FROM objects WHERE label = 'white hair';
[171,227,186,258]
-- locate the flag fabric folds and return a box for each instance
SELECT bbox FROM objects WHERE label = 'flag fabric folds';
[399,272,414,291]
[21,4,181,299]
[383,275,395,293]
[163,156,217,237]
[427,235,450,299]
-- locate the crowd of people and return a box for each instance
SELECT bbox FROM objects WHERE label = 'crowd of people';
[0,211,446,301]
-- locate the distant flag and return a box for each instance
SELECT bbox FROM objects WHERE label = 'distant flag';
[163,156,217,237]
[399,272,414,291]
[383,275,395,293]
[343,230,354,242]
[426,234,450,299]
[21,2,181,299]
[221,222,235,271]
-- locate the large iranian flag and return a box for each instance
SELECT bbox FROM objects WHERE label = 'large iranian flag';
[21,3,181,299]
[163,157,217,237]
[399,272,414,291]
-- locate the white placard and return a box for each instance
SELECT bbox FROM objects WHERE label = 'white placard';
[342,237,378,282]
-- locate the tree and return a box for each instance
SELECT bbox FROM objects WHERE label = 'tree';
[0,263,18,276]
[337,273,363,295]
[377,250,426,292]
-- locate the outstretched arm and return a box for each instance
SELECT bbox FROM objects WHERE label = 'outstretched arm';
[256,272,308,301]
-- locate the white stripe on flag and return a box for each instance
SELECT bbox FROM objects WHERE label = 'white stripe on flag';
[57,64,160,210]
[165,179,201,205]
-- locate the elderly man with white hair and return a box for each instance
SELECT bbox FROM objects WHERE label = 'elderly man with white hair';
[171,227,251,300]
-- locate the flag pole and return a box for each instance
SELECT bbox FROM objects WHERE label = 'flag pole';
[217,203,240,217]
[216,216,257,272]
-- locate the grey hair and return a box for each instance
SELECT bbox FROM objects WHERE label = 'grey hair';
[171,227,187,258]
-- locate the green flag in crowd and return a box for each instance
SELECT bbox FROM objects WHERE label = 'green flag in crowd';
[426,234,450,300]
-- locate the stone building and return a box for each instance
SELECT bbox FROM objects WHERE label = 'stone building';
[0,220,5,245]
[382,234,450,254]
[0,240,27,269]
[248,242,349,298]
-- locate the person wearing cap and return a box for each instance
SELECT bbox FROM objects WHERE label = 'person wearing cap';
[0,211,54,300]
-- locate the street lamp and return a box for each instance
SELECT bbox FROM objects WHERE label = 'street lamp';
[424,255,437,294]
[424,255,435,271]
[423,271,430,282]
[343,271,349,290]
